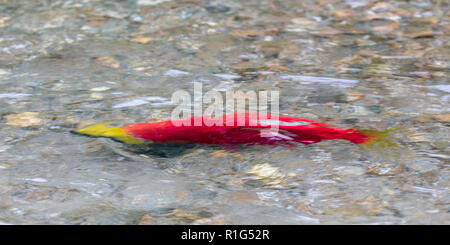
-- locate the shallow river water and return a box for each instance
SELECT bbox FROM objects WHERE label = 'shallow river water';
[0,0,448,224]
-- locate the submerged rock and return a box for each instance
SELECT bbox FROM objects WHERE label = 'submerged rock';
[5,112,44,127]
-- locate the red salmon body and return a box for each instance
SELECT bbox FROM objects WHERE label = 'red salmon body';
[118,113,371,147]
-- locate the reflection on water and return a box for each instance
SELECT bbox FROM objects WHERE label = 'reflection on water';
[0,0,448,224]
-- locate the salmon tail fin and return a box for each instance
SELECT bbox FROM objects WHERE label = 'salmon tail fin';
[359,128,400,151]
[72,121,144,144]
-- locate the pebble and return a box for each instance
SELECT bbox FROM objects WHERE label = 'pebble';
[213,74,241,80]
[0,69,11,76]
[5,112,44,127]
[0,93,32,99]
[281,75,359,88]
[163,69,189,77]
[89,86,111,92]
[25,178,48,183]
[113,99,149,108]
[137,0,172,6]
[247,163,285,187]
